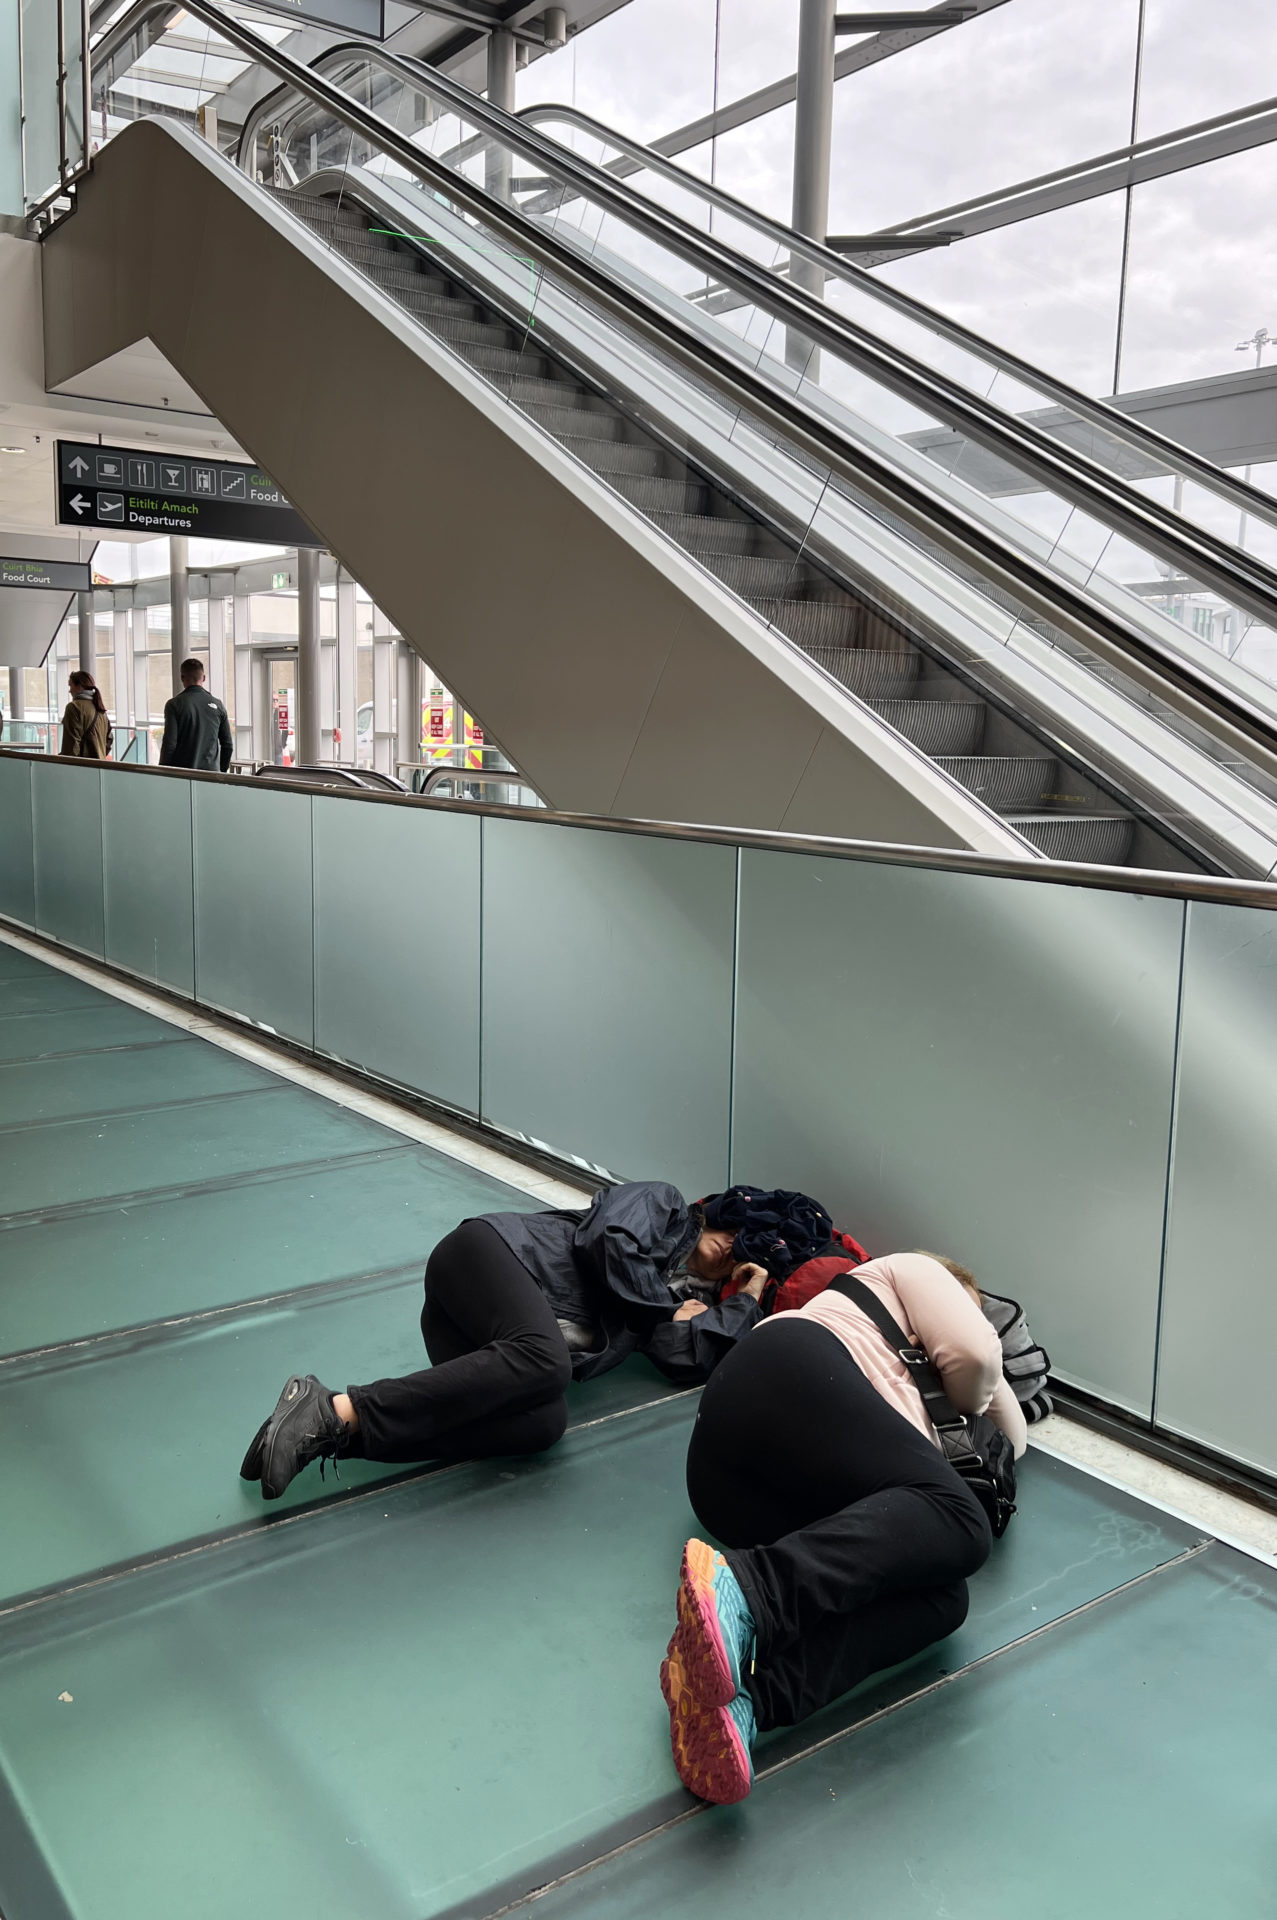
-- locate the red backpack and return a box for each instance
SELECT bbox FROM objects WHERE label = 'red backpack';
[720,1228,870,1316]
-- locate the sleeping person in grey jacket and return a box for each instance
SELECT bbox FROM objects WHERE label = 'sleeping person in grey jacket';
[240,1181,829,1501]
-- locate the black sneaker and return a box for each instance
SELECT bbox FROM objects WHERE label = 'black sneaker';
[238,1418,270,1482]
[252,1375,350,1501]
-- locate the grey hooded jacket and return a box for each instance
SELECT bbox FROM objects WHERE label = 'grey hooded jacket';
[482,1180,761,1387]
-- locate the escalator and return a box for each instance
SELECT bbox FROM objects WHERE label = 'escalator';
[272,184,1157,868]
[49,0,1277,874]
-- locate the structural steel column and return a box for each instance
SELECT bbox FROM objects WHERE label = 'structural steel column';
[207,594,227,702]
[7,665,24,720]
[232,590,253,762]
[372,634,394,775]
[76,591,95,675]
[169,536,189,692]
[486,28,515,200]
[112,605,131,727]
[395,644,421,773]
[789,0,836,367]
[336,566,358,763]
[297,545,322,765]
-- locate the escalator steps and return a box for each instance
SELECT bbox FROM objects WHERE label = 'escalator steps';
[553,436,677,477]
[521,403,632,442]
[805,648,921,699]
[1007,814,1135,863]
[647,513,765,556]
[869,699,986,756]
[609,474,713,514]
[265,185,1160,873]
[751,598,866,649]
[935,755,1058,811]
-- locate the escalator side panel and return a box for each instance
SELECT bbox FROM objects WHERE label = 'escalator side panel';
[41,119,1019,855]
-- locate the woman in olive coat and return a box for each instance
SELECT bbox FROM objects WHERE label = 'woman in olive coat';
[60,671,112,759]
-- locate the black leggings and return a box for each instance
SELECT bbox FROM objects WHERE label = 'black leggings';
[687,1317,992,1730]
[346,1220,572,1463]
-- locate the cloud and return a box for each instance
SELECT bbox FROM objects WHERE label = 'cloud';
[518,0,1277,409]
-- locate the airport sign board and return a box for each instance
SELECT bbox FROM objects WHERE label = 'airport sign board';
[1,555,92,591]
[56,442,323,547]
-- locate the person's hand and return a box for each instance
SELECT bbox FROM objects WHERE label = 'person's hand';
[732,1262,770,1301]
[673,1299,709,1322]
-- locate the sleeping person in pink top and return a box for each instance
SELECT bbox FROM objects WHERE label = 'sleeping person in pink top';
[660,1250,1028,1804]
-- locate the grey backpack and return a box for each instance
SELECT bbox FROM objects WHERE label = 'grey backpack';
[981,1292,1053,1423]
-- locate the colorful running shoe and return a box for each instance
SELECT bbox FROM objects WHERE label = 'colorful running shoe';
[675,1537,756,1707]
[660,1634,756,1805]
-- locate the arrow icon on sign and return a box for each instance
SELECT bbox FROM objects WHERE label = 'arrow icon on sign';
[69,455,89,477]
[69,493,90,515]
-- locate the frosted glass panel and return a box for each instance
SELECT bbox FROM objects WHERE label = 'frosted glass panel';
[18,0,61,205]
[192,782,313,1046]
[1156,900,1277,1474]
[32,760,103,957]
[480,819,735,1191]
[102,771,195,995]
[0,757,35,926]
[731,849,1183,1414]
[313,795,480,1114]
[10,759,1277,1473]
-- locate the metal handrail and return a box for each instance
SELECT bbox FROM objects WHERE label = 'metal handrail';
[79,1,1277,777]
[6,743,1277,907]
[519,101,1277,539]
[232,31,1277,626]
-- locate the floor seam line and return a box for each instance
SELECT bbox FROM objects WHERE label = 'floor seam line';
[0,1261,430,1370]
[0,1390,698,1621]
[0,922,594,1206]
[0,1141,419,1232]
[468,1540,1213,1920]
[0,999,134,1023]
[0,1080,293,1138]
[749,1538,1211,1783]
[0,1036,197,1067]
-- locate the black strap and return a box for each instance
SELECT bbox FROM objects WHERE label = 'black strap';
[827,1274,974,1448]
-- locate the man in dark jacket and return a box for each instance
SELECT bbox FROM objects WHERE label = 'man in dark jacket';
[240,1181,830,1501]
[159,658,233,771]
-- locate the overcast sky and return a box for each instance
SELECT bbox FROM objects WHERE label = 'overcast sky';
[516,0,1277,405]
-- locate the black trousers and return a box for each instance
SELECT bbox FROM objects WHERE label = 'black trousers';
[686,1316,992,1731]
[347,1220,572,1463]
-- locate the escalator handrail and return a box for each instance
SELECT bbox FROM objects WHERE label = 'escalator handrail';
[230,35,1277,634]
[519,101,1277,539]
[84,0,1277,776]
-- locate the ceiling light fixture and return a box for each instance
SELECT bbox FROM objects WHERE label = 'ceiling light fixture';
[0,445,26,455]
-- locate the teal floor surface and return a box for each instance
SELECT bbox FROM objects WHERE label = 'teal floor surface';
[0,942,1271,1920]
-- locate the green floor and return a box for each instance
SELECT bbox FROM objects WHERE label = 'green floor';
[1,942,1272,1920]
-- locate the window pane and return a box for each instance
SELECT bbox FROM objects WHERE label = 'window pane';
[517,0,719,144]
[1137,0,1275,140]
[1118,145,1276,392]
[875,191,1128,395]
[708,104,797,224]
[828,0,1140,233]
[716,0,799,103]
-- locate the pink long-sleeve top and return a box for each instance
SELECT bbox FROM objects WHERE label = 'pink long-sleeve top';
[760,1252,1028,1460]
